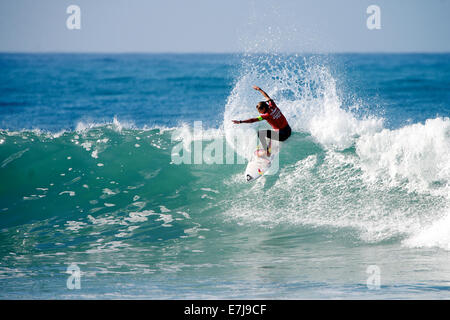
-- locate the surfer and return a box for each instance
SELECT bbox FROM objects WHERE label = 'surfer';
[232,86,291,156]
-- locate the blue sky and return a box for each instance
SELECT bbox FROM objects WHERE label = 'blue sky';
[0,0,449,53]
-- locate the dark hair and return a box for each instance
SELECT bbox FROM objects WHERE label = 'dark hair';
[256,101,268,112]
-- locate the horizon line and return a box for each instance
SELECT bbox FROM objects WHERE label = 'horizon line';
[1,50,449,55]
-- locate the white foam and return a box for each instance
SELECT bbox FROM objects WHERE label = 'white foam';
[125,210,156,223]
[59,191,75,197]
[200,188,219,194]
[75,116,135,133]
[1,148,29,168]
[356,117,450,197]
[87,214,121,226]
[223,143,449,248]
[404,210,450,250]
[157,214,174,227]
[80,142,92,151]
[102,188,116,196]
[65,220,87,232]
[159,205,171,213]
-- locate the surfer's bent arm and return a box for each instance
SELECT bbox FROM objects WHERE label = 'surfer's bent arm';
[253,85,272,101]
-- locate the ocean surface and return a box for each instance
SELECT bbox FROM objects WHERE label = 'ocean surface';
[0,53,450,299]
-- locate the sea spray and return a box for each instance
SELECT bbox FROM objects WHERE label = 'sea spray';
[224,54,383,157]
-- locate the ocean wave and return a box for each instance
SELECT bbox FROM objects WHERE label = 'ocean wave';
[1,56,450,251]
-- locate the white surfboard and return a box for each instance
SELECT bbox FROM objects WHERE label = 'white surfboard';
[245,141,281,182]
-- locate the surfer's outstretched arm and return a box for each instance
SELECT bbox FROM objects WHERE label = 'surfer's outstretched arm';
[253,86,271,101]
[232,118,260,124]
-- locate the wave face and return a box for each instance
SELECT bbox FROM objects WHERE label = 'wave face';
[1,53,450,298]
[1,117,449,250]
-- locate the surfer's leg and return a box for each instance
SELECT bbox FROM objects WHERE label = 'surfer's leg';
[257,130,270,152]
[270,130,280,141]
[258,130,276,156]
[266,130,278,156]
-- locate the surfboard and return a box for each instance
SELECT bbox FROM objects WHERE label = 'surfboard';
[244,140,281,182]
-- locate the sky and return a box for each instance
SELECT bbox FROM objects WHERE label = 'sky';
[0,0,449,53]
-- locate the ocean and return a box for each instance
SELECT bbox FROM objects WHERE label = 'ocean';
[0,52,450,299]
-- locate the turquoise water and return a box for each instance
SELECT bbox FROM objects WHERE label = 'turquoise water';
[1,53,450,299]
